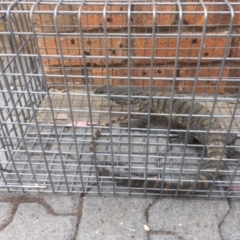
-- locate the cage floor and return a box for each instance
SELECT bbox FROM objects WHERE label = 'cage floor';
[2,88,240,197]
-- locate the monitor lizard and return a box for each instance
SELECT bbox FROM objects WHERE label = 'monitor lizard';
[90,86,238,195]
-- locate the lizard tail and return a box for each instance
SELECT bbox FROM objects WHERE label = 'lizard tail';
[89,116,127,165]
[89,116,220,195]
[96,165,220,195]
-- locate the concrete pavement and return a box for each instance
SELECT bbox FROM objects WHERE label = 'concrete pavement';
[0,192,239,239]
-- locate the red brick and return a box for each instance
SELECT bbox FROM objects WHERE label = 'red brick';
[229,1,240,25]
[76,4,128,31]
[38,36,128,67]
[182,0,231,26]
[234,3,240,25]
[229,29,240,61]
[129,67,175,87]
[132,1,177,27]
[133,31,230,65]
[178,65,230,94]
[225,67,240,93]
[45,68,84,89]
[90,66,175,87]
[0,4,32,51]
[33,4,75,32]
[89,68,128,85]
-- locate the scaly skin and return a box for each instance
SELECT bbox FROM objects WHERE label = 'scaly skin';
[92,86,237,194]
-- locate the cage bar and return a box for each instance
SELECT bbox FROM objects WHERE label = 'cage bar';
[0,0,239,198]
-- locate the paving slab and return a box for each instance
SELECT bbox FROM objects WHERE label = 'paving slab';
[77,195,154,240]
[148,198,229,240]
[0,192,81,215]
[0,192,239,239]
[150,234,179,240]
[221,201,240,240]
[39,193,81,215]
[0,202,12,227]
[0,202,77,240]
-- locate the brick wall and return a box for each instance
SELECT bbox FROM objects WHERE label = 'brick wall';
[32,1,240,94]
[0,2,31,64]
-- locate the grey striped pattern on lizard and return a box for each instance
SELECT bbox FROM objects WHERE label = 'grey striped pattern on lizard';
[91,86,237,195]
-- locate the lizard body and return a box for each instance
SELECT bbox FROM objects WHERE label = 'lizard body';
[92,86,237,195]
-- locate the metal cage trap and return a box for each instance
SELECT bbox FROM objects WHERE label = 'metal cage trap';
[0,0,240,198]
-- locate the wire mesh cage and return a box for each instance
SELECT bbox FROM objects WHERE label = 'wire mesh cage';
[0,0,240,198]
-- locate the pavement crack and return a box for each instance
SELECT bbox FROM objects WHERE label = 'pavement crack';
[71,193,84,240]
[0,194,76,232]
[144,197,159,240]
[144,197,185,240]
[218,198,232,240]
[0,201,17,232]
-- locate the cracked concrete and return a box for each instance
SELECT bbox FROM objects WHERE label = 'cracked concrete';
[78,195,153,240]
[221,201,240,240]
[0,192,239,239]
[0,203,77,240]
[0,203,12,227]
[148,198,229,240]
